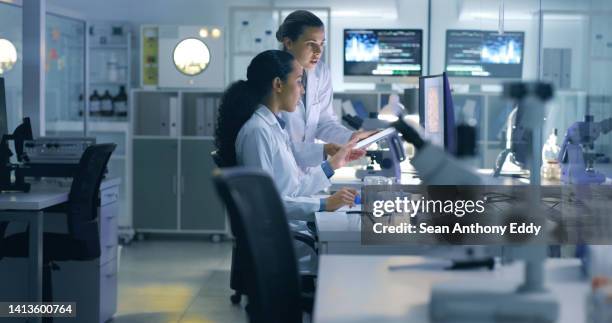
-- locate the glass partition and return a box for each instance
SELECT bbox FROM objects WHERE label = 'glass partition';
[541,0,612,175]
[431,0,542,169]
[45,12,86,136]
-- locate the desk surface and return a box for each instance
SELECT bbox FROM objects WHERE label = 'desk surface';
[0,178,121,211]
[316,211,362,242]
[314,255,587,323]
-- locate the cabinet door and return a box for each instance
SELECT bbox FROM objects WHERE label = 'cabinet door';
[180,139,225,231]
[133,139,178,229]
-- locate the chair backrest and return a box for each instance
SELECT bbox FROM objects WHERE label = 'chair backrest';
[67,143,116,243]
[213,167,302,323]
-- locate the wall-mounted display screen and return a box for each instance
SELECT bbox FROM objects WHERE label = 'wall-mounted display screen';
[445,30,524,78]
[344,29,422,77]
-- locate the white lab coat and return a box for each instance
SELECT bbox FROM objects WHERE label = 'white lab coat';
[236,105,331,221]
[280,61,353,167]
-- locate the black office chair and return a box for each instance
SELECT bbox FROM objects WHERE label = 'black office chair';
[210,150,248,304]
[213,167,313,323]
[210,150,317,306]
[0,143,116,321]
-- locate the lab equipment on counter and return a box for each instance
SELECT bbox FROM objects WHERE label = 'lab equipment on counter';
[354,127,396,149]
[558,116,612,184]
[377,94,405,123]
[541,129,561,180]
[493,106,530,177]
[419,72,457,155]
[0,118,33,192]
[355,134,405,180]
[22,137,96,178]
[432,82,557,323]
[341,99,406,181]
[0,117,96,192]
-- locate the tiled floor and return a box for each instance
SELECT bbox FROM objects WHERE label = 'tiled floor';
[110,240,247,323]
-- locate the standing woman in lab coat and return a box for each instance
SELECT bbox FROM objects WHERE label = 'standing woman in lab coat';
[215,50,358,218]
[277,10,375,167]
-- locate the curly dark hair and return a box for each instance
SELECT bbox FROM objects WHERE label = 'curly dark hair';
[214,50,296,166]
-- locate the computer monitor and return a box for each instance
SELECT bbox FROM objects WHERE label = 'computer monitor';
[343,29,423,85]
[419,72,456,154]
[445,30,524,79]
[0,77,8,137]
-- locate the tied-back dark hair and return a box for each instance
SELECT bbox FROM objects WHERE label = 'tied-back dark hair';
[276,10,324,45]
[215,50,295,166]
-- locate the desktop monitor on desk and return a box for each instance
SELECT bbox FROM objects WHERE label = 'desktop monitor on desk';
[343,29,423,87]
[419,72,457,155]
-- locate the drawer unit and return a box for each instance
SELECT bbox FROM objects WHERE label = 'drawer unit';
[99,257,118,323]
[100,201,119,265]
[101,185,120,206]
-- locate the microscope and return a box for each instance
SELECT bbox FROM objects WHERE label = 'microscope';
[558,116,612,184]
[394,82,560,323]
[355,134,405,180]
[343,94,406,181]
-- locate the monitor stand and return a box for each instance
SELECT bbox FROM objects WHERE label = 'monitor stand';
[375,83,392,92]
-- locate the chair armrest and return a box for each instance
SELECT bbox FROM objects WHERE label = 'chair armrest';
[292,231,317,251]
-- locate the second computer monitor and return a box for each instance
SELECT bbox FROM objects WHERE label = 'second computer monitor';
[419,73,456,155]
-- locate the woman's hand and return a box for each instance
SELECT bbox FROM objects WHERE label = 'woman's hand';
[324,143,341,156]
[325,143,366,162]
[328,139,361,169]
[325,188,358,211]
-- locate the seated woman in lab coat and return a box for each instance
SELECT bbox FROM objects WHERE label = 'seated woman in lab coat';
[215,50,359,219]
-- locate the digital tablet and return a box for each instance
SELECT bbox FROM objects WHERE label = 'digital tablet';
[354,127,397,149]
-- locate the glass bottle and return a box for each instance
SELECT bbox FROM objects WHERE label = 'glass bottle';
[114,86,128,117]
[541,128,561,180]
[89,90,101,117]
[100,90,114,117]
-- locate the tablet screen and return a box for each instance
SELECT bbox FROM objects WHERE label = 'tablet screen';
[354,128,397,149]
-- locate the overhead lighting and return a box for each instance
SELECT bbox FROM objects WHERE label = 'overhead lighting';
[0,38,17,75]
[211,28,221,39]
[199,28,208,38]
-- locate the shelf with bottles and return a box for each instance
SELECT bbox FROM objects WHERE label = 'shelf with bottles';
[86,85,129,120]
[88,21,131,120]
